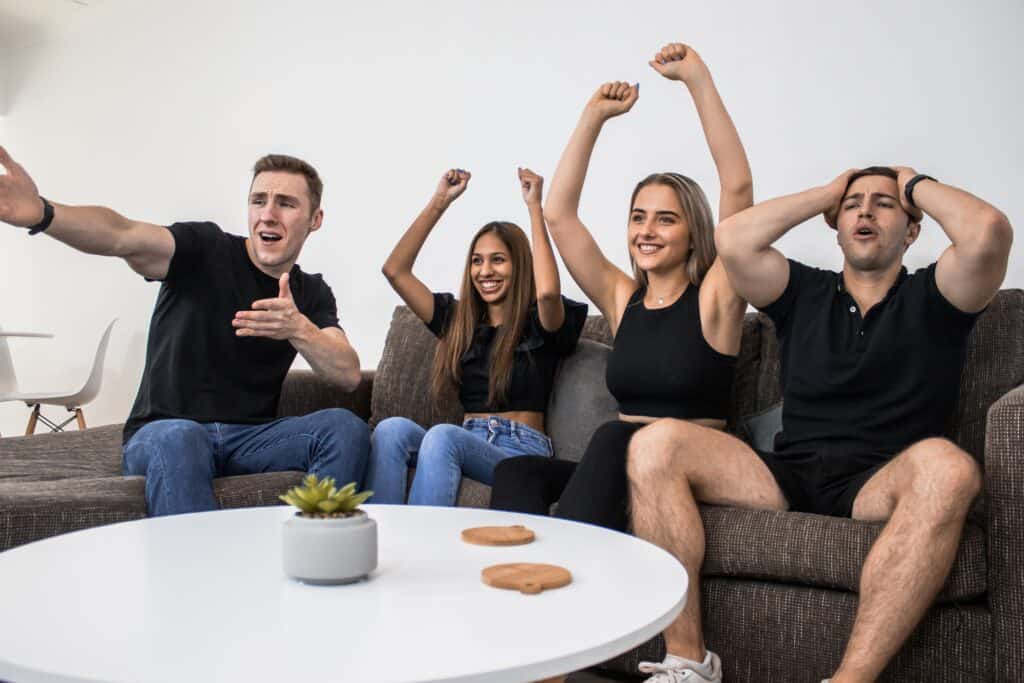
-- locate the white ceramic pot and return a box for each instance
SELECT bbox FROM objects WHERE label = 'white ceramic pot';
[281,509,378,585]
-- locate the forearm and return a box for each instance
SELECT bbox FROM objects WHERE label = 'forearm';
[718,185,832,257]
[545,111,604,224]
[45,203,138,257]
[382,196,446,281]
[529,204,561,300]
[913,180,1012,258]
[685,77,753,206]
[291,321,362,391]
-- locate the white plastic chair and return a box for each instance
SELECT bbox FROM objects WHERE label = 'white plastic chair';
[0,319,117,435]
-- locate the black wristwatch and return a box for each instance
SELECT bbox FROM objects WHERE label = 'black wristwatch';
[27,197,55,235]
[904,174,937,210]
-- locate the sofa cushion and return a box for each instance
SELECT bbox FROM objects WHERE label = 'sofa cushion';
[0,424,123,482]
[699,505,986,602]
[547,339,619,462]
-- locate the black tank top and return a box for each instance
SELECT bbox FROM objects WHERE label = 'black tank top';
[605,284,737,420]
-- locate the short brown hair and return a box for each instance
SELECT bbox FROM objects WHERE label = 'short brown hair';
[252,154,323,211]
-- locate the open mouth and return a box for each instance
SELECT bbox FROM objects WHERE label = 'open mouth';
[478,279,503,294]
[853,226,877,240]
[258,231,283,244]
[636,242,663,255]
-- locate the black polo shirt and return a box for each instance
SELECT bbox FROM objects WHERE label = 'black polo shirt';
[427,293,588,413]
[759,259,980,456]
[123,222,340,444]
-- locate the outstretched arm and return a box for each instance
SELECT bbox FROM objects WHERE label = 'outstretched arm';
[0,146,174,279]
[894,167,1012,313]
[544,83,640,325]
[716,170,856,308]
[381,169,471,324]
[518,167,565,332]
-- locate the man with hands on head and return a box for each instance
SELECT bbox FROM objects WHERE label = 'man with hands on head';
[0,148,370,517]
[630,162,1011,682]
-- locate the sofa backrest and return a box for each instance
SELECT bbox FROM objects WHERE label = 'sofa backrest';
[753,289,1024,460]
[371,306,765,455]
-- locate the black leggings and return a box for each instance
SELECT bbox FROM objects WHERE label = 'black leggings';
[489,420,641,532]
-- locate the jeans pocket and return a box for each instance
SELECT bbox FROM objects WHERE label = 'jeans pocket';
[512,429,554,457]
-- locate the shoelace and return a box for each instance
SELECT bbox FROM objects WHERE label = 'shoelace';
[638,660,697,681]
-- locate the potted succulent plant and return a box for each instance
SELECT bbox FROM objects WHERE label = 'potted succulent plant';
[279,474,377,585]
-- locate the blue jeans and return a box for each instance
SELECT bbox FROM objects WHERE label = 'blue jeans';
[122,409,371,517]
[366,416,554,506]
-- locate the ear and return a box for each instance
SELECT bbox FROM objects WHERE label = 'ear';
[904,220,921,251]
[308,208,324,234]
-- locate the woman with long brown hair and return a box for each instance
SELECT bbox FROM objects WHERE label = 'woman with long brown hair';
[367,167,587,506]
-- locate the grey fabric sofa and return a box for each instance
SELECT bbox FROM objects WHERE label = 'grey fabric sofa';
[1,290,1021,682]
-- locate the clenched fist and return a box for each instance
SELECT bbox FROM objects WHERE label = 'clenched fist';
[518,167,543,208]
[585,81,639,122]
[648,43,710,86]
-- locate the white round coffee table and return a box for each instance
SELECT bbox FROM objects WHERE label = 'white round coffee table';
[0,505,686,682]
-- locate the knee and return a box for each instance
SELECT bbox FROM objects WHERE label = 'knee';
[418,424,464,463]
[906,439,982,508]
[493,456,549,489]
[316,408,370,444]
[371,416,416,448]
[127,420,210,475]
[626,420,691,485]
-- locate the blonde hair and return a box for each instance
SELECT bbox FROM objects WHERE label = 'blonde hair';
[628,172,716,287]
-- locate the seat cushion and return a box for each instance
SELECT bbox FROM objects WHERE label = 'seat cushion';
[547,339,619,462]
[699,505,986,602]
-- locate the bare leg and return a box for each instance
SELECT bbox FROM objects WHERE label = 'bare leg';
[831,438,981,682]
[626,419,788,661]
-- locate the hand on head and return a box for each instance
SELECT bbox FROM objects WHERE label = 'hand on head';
[648,42,709,84]
[233,272,304,340]
[824,169,860,229]
[892,166,925,223]
[435,168,471,207]
[586,81,639,121]
[518,167,543,207]
[0,146,45,228]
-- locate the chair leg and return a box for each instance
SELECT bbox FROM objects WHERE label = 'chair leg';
[25,404,40,436]
[75,408,86,430]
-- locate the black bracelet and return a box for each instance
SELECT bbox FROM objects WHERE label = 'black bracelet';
[904,174,937,210]
[27,197,55,235]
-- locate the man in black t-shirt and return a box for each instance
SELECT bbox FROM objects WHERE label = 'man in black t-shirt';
[0,148,370,516]
[622,165,1012,682]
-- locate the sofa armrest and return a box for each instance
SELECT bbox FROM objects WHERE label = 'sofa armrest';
[984,381,1024,681]
[278,370,374,422]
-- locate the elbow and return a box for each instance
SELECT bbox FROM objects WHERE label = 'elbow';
[985,209,1014,252]
[723,178,754,204]
[542,203,575,231]
[966,209,1014,262]
[714,216,742,259]
[340,366,363,394]
[381,262,401,283]
[536,290,561,306]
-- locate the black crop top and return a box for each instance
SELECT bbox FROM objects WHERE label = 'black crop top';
[605,284,736,420]
[426,293,588,413]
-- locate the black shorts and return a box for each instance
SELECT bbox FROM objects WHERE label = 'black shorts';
[754,447,893,518]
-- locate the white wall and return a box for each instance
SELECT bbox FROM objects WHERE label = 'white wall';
[1,0,1021,437]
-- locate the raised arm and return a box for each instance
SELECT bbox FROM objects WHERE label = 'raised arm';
[381,169,470,324]
[894,167,1012,313]
[0,146,174,279]
[544,83,639,323]
[716,170,856,308]
[649,43,753,221]
[518,167,565,332]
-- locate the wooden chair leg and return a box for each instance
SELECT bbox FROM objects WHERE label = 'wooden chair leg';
[75,408,86,430]
[25,404,40,436]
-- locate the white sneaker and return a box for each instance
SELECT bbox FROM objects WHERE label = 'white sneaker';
[638,651,722,682]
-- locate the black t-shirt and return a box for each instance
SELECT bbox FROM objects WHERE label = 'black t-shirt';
[426,293,588,413]
[758,259,980,456]
[123,222,340,443]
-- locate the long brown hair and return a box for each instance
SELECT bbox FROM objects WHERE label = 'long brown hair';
[628,172,716,287]
[430,222,537,406]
